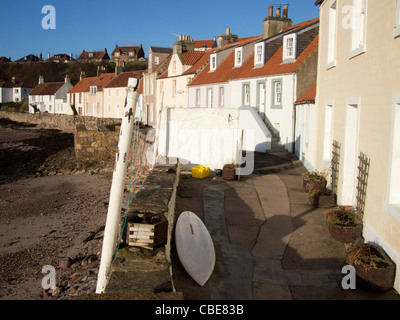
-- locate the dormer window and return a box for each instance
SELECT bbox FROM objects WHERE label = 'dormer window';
[210,53,217,72]
[90,86,98,95]
[235,47,243,67]
[283,34,296,62]
[89,53,94,58]
[254,42,265,66]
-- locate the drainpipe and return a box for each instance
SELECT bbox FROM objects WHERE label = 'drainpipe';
[96,77,140,294]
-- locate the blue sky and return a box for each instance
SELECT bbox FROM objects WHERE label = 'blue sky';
[0,0,320,61]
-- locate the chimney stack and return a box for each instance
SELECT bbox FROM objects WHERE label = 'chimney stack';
[263,5,292,39]
[217,28,238,50]
[39,76,44,85]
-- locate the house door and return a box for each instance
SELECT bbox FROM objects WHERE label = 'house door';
[257,82,266,114]
[342,103,359,206]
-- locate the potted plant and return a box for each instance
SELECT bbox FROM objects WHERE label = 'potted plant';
[345,242,396,292]
[222,163,238,181]
[302,170,327,192]
[324,206,362,243]
[307,183,336,208]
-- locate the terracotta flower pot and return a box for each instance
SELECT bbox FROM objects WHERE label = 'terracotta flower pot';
[328,223,362,243]
[347,244,396,292]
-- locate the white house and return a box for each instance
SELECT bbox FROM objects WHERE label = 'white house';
[0,81,14,104]
[188,12,319,153]
[29,76,73,114]
[12,82,35,103]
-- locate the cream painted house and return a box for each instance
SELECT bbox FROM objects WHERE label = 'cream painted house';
[103,71,144,119]
[156,36,208,110]
[83,73,115,118]
[314,0,400,292]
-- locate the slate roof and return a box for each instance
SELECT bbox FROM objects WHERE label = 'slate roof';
[150,46,173,54]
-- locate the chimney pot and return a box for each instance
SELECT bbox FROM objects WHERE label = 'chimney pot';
[269,6,274,17]
[276,8,281,18]
[226,28,231,35]
[283,5,288,18]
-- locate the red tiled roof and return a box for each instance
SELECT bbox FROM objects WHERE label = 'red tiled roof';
[84,73,115,92]
[78,50,110,61]
[181,50,205,66]
[0,57,11,63]
[194,40,216,49]
[29,82,65,96]
[183,49,215,75]
[295,84,317,103]
[189,33,319,86]
[68,76,97,94]
[104,71,144,88]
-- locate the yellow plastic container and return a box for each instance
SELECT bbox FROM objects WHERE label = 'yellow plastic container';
[191,166,210,179]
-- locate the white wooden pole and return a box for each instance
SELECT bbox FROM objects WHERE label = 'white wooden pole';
[96,78,139,294]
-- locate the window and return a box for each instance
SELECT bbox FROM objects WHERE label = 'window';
[97,102,100,115]
[210,54,217,71]
[349,0,366,58]
[385,94,400,221]
[327,0,337,68]
[150,76,154,95]
[115,52,120,57]
[207,88,213,108]
[394,0,400,38]
[154,56,159,65]
[219,87,224,107]
[149,53,153,69]
[322,102,334,167]
[108,104,111,113]
[90,86,97,95]
[283,34,296,61]
[160,81,164,93]
[129,52,134,57]
[235,47,243,67]
[243,83,250,106]
[88,53,93,58]
[196,89,200,107]
[116,89,119,97]
[173,60,177,72]
[254,42,265,66]
[108,89,111,97]
[272,80,282,107]
[79,93,82,104]
[173,80,177,97]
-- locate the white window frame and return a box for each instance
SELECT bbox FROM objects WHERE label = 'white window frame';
[282,34,296,62]
[207,88,213,108]
[322,101,334,168]
[115,52,120,57]
[235,47,243,67]
[394,0,400,38]
[210,53,217,72]
[154,56,160,65]
[90,86,97,95]
[272,80,282,107]
[385,94,400,222]
[327,0,337,69]
[349,0,367,59]
[254,42,265,66]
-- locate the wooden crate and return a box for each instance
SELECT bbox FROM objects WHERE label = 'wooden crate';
[126,219,168,249]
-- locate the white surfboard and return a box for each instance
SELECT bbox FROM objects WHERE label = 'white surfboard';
[175,211,216,286]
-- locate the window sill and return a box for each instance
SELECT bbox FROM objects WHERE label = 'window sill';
[326,61,336,70]
[394,25,400,38]
[271,104,283,109]
[384,202,400,223]
[348,45,366,59]
[281,58,296,65]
